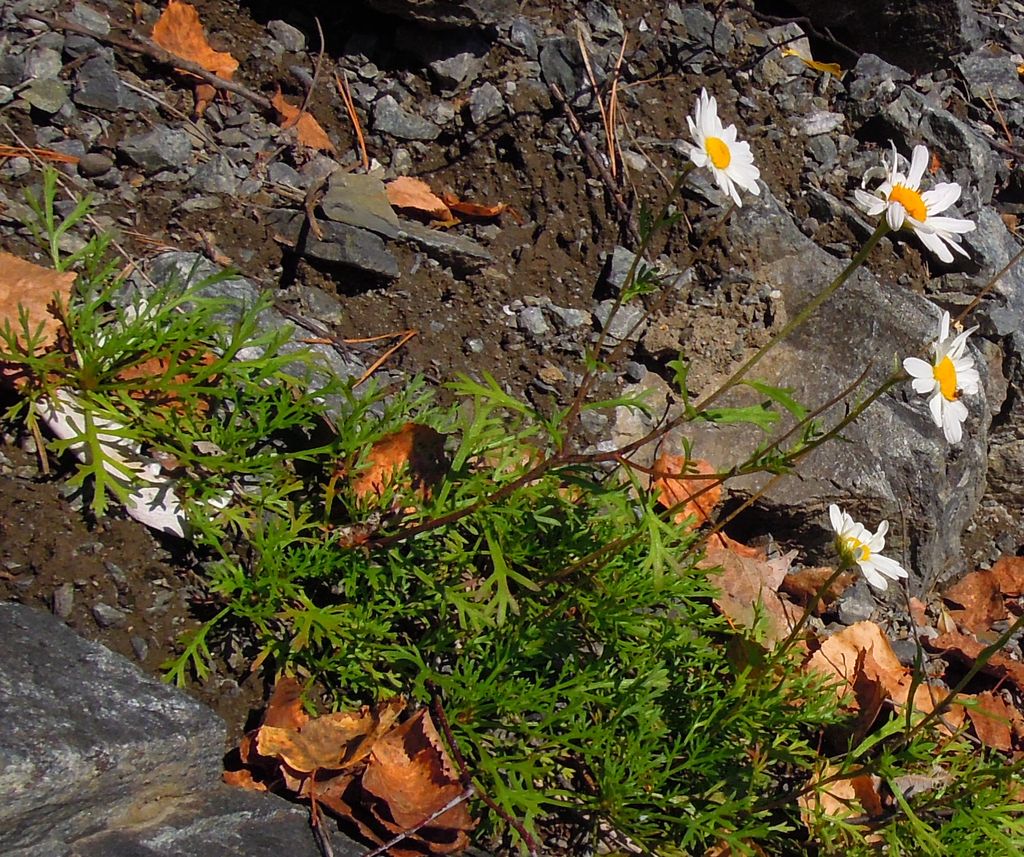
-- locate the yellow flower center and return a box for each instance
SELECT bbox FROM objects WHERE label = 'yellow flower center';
[934,355,959,401]
[705,136,731,169]
[888,184,927,222]
[841,536,871,565]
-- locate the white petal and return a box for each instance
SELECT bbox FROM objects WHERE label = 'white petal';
[886,203,906,231]
[860,563,888,591]
[829,504,845,535]
[854,189,886,216]
[916,229,955,263]
[907,144,928,188]
[922,215,976,234]
[929,391,944,428]
[938,312,951,342]
[903,356,933,379]
[872,554,908,580]
[921,182,961,214]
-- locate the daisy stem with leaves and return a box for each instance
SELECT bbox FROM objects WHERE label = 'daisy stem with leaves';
[695,219,891,414]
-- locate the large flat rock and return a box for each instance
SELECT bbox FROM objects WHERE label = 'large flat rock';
[0,603,354,856]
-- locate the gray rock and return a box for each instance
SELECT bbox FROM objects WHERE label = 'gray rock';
[548,304,592,330]
[358,0,516,27]
[91,602,128,628]
[797,110,844,136]
[191,154,240,193]
[509,16,538,59]
[267,209,400,279]
[119,127,193,174]
[396,218,492,274]
[849,53,911,108]
[603,246,658,294]
[594,300,646,342]
[806,135,838,169]
[267,161,305,189]
[25,46,63,80]
[670,4,733,53]
[21,78,68,113]
[51,582,74,619]
[837,580,876,625]
[882,88,998,206]
[267,19,306,52]
[539,36,583,99]
[373,94,441,140]
[430,50,484,89]
[0,85,13,105]
[468,81,504,124]
[784,0,982,73]
[74,56,130,111]
[518,306,550,337]
[0,602,223,851]
[77,151,113,177]
[682,188,990,593]
[0,53,25,87]
[130,634,149,662]
[958,50,1024,103]
[584,1,623,39]
[0,602,353,857]
[67,3,111,35]
[321,171,400,238]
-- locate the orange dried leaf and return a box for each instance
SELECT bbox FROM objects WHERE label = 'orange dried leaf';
[700,539,797,645]
[263,675,308,730]
[927,630,1024,692]
[386,176,453,221]
[152,0,239,80]
[943,569,1006,635]
[653,454,721,528]
[779,47,844,78]
[990,555,1024,597]
[780,565,855,612]
[222,768,268,791]
[350,422,447,504]
[0,145,79,164]
[798,763,884,832]
[271,88,336,153]
[440,191,509,220]
[361,709,475,852]
[966,691,1017,751]
[0,251,76,354]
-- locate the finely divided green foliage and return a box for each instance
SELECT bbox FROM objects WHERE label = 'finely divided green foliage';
[7,168,1024,855]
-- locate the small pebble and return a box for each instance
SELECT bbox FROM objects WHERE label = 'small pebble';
[77,151,113,177]
[52,582,75,620]
[130,635,149,662]
[91,602,128,629]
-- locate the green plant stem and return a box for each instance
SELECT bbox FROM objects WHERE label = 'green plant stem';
[694,219,891,414]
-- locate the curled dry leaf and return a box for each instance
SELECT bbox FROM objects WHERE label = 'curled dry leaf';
[151,0,238,115]
[942,569,1006,635]
[360,708,476,855]
[807,621,964,733]
[965,690,1021,751]
[699,539,798,646]
[350,422,448,506]
[271,88,336,154]
[926,630,1024,693]
[798,762,884,838]
[0,251,76,356]
[653,454,721,528]
[386,176,453,222]
[780,565,855,613]
[990,555,1024,597]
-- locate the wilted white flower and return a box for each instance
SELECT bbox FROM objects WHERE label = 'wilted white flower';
[829,504,908,591]
[853,143,975,264]
[685,88,760,206]
[903,311,980,444]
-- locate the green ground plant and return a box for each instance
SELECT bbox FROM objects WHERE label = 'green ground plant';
[4,159,1024,856]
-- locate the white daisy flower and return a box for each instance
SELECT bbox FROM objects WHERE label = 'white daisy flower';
[829,504,908,591]
[853,143,976,264]
[685,88,760,207]
[902,311,980,444]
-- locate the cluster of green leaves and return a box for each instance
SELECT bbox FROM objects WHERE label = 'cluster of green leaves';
[7,168,1024,856]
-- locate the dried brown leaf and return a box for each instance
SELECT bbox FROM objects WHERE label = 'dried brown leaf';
[386,176,453,222]
[271,88,336,153]
[966,691,1017,751]
[350,422,448,505]
[798,762,884,833]
[943,570,1006,635]
[653,454,721,527]
[361,708,475,853]
[151,0,239,79]
[780,565,855,613]
[927,630,1024,692]
[990,556,1024,597]
[0,251,76,354]
[700,540,797,645]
